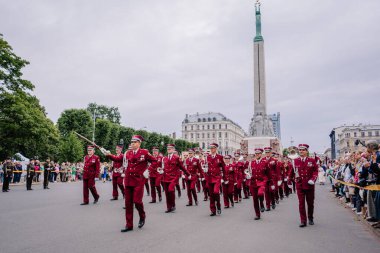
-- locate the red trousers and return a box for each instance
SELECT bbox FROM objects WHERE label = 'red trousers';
[163,181,176,211]
[208,182,221,213]
[223,183,234,207]
[186,179,197,204]
[297,187,315,223]
[112,174,124,199]
[250,184,266,217]
[202,180,209,200]
[242,180,250,198]
[145,180,150,195]
[284,182,291,196]
[124,185,145,229]
[196,179,201,192]
[149,177,162,202]
[83,178,99,203]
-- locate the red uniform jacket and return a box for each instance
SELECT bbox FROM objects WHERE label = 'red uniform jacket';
[106,153,123,176]
[148,155,163,178]
[250,158,270,187]
[83,155,100,180]
[288,157,318,190]
[277,161,285,181]
[124,149,156,187]
[205,154,225,184]
[224,163,237,183]
[162,154,189,183]
[265,157,279,185]
[234,161,244,183]
[185,157,203,181]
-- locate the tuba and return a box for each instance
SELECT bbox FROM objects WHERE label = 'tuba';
[287,146,299,178]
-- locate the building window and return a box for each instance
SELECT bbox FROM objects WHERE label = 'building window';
[202,125,205,130]
[185,126,187,131]
[219,132,222,138]
[203,118,206,122]
[225,124,227,129]
[197,125,200,130]
[354,132,357,137]
[207,125,210,130]
[212,124,215,129]
[219,124,221,129]
[202,143,205,149]
[225,132,228,138]
[361,132,365,137]
[226,141,228,148]
[212,133,215,138]
[198,119,201,122]
[207,133,210,138]
[213,117,216,121]
[368,131,372,137]
[191,125,193,130]
[185,134,187,139]
[197,133,200,138]
[376,131,379,136]
[347,141,349,148]
[208,118,211,122]
[191,133,194,138]
[202,133,205,138]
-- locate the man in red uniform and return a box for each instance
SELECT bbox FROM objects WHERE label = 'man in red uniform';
[121,135,157,232]
[263,147,278,211]
[200,153,209,201]
[205,143,225,216]
[104,144,125,201]
[288,144,318,227]
[233,152,244,203]
[184,149,203,206]
[223,155,236,208]
[283,157,293,197]
[241,152,250,199]
[148,147,163,203]
[162,144,190,213]
[249,148,270,220]
[81,146,100,205]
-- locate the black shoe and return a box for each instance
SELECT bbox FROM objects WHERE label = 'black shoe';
[254,216,261,220]
[309,219,314,225]
[110,198,118,201]
[272,204,276,210]
[123,207,126,209]
[275,199,279,204]
[159,197,162,202]
[94,197,99,204]
[165,209,171,213]
[210,213,216,216]
[186,203,193,206]
[260,207,265,212]
[121,227,133,232]
[195,201,198,206]
[299,223,307,228]
[217,208,222,215]
[138,218,145,228]
[231,202,234,207]
[266,208,270,211]
[149,201,156,203]
[80,203,89,205]
[224,206,230,209]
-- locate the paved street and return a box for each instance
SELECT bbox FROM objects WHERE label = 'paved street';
[0,181,379,253]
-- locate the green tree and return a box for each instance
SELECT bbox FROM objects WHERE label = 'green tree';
[57,109,93,139]
[0,34,34,93]
[87,102,121,124]
[59,132,84,162]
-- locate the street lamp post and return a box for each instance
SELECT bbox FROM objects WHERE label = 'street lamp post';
[92,109,97,142]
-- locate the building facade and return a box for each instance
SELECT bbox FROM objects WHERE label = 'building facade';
[329,124,380,159]
[269,112,281,139]
[181,112,247,155]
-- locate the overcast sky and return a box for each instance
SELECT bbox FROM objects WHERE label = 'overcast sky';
[1,0,379,152]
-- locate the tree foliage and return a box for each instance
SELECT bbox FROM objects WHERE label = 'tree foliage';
[87,102,121,124]
[57,109,93,139]
[59,132,84,163]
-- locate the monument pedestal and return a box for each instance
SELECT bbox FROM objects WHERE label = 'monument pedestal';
[241,136,282,155]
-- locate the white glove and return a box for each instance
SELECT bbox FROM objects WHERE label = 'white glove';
[188,175,192,180]
[182,175,185,179]
[271,185,275,190]
[287,183,292,188]
[284,178,288,182]
[201,178,205,181]
[234,182,237,186]
[121,173,125,178]
[277,180,282,187]
[203,168,208,173]
[308,180,315,185]
[100,148,110,155]
[225,181,229,185]
[246,175,251,180]
[143,170,149,179]
[157,168,164,174]
[221,179,224,183]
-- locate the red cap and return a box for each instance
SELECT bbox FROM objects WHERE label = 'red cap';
[87,145,95,150]
[131,135,144,142]
[116,145,123,149]
[298,144,309,150]
[152,146,159,151]
[188,148,194,153]
[255,148,264,154]
[209,143,219,148]
[264,147,272,152]
[224,155,232,159]
[167,144,176,148]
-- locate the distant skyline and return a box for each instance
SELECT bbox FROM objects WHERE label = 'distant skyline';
[1,0,379,153]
